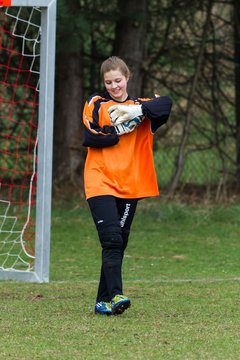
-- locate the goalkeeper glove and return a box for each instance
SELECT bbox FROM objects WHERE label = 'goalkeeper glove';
[114,117,142,135]
[108,104,143,124]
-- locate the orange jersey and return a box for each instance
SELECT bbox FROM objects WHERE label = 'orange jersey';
[82,92,172,199]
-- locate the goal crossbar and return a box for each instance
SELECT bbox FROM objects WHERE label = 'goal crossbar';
[1,0,55,6]
[0,0,56,282]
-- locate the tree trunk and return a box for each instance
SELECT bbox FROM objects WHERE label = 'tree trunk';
[53,47,85,191]
[234,0,240,182]
[167,0,213,196]
[113,0,147,98]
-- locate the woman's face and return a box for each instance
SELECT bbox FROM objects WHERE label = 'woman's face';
[103,69,129,102]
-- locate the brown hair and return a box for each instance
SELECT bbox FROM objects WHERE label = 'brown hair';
[100,56,131,79]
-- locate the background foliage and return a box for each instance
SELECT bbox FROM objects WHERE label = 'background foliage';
[53,0,240,201]
[0,1,239,201]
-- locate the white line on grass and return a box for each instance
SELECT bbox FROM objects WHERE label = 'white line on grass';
[126,277,240,283]
[52,276,240,284]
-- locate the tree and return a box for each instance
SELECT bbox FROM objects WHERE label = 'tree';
[234,0,240,180]
[53,0,86,189]
[113,0,147,97]
[144,0,237,196]
[167,0,214,195]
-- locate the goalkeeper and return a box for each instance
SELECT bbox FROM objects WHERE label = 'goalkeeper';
[82,56,172,316]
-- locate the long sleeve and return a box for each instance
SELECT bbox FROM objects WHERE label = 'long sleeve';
[82,95,119,148]
[140,96,172,133]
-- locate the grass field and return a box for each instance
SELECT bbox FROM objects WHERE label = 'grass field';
[1,198,240,359]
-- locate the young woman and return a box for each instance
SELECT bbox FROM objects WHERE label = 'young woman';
[82,56,172,315]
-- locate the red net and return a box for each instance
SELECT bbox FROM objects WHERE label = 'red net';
[0,7,41,269]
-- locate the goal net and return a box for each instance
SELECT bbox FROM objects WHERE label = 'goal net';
[0,1,56,282]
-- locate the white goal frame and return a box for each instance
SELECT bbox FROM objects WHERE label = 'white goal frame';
[0,0,56,282]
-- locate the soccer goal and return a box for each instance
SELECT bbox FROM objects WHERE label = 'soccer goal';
[0,0,56,282]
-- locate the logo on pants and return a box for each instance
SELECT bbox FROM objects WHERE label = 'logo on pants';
[120,204,131,228]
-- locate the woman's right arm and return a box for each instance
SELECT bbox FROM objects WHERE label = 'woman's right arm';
[82,96,119,148]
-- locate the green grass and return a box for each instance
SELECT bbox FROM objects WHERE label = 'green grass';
[1,199,240,359]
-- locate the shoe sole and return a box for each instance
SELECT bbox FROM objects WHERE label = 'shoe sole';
[95,311,112,316]
[112,300,131,315]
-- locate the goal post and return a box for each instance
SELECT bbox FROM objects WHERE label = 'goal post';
[0,0,56,282]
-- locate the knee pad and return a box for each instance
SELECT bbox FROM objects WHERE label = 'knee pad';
[99,231,123,250]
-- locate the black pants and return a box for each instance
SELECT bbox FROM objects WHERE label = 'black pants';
[88,195,138,302]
